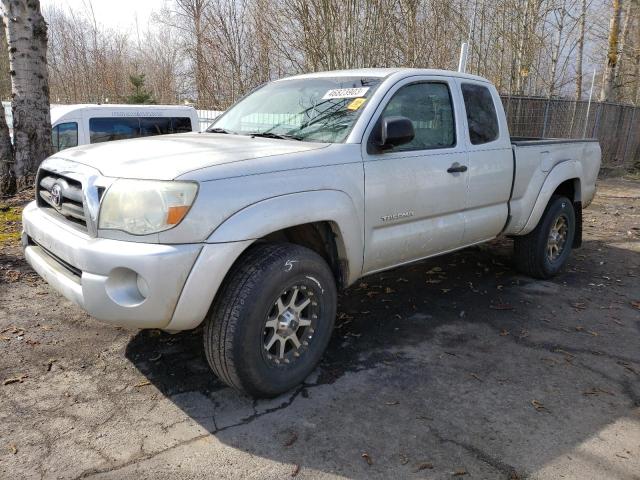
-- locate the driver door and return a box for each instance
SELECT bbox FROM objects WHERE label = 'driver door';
[362,77,469,274]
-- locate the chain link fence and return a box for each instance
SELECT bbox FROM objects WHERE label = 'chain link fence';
[500,96,640,172]
[197,109,224,131]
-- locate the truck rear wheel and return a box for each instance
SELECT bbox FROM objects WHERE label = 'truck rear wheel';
[513,195,576,279]
[204,242,337,398]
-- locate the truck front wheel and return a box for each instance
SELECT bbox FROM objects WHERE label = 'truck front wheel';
[514,195,576,279]
[204,242,337,398]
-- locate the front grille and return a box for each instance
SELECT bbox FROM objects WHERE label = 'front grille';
[36,169,87,229]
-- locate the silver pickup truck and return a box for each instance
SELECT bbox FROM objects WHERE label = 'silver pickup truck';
[22,68,601,397]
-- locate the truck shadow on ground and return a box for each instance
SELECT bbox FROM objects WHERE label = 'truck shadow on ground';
[125,238,640,478]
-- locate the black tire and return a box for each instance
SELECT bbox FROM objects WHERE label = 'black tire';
[204,242,337,398]
[514,195,576,279]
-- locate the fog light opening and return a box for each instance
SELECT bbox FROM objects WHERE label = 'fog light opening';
[105,267,147,307]
[136,274,149,299]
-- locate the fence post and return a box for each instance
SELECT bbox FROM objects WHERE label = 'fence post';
[542,98,551,137]
[583,70,597,138]
[622,108,636,169]
[591,103,603,138]
[568,100,577,138]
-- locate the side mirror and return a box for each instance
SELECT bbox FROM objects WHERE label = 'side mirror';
[380,116,414,149]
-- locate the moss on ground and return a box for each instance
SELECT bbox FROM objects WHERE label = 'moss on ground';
[0,206,22,244]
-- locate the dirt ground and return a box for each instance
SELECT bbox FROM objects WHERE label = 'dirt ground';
[0,178,639,480]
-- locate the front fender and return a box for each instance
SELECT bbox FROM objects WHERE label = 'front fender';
[207,190,364,285]
[520,160,582,235]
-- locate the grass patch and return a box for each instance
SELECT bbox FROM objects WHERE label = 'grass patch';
[0,206,22,245]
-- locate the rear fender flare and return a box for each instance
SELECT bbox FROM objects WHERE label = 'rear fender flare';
[520,160,582,235]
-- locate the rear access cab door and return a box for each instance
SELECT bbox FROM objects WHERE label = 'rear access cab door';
[456,80,513,244]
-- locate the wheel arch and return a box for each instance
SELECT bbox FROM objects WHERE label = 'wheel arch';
[519,161,583,236]
[207,190,364,287]
[259,221,349,289]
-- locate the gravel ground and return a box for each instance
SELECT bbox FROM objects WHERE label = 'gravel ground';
[0,178,639,480]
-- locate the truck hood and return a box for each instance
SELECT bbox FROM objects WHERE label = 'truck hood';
[55,132,329,180]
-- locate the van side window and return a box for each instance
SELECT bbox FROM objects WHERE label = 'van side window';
[461,84,499,145]
[172,117,192,133]
[51,125,58,151]
[90,118,141,144]
[140,117,171,136]
[51,122,78,152]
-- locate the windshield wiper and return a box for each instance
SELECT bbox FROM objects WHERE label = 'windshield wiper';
[207,127,234,134]
[248,132,303,141]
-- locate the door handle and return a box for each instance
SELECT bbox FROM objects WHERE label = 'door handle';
[447,163,468,173]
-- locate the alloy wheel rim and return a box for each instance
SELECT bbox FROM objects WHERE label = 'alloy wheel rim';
[262,285,318,365]
[547,214,568,262]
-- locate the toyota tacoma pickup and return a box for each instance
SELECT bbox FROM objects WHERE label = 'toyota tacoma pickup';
[22,68,601,397]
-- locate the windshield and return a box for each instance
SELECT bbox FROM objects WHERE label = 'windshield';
[208,76,383,143]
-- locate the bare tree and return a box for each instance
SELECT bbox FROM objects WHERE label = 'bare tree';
[600,0,623,101]
[614,0,634,96]
[31,0,640,110]
[576,0,587,98]
[1,0,51,190]
[156,0,211,106]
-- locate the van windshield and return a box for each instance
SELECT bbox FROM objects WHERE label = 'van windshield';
[208,76,382,143]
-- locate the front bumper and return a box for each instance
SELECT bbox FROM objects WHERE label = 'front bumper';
[22,202,252,330]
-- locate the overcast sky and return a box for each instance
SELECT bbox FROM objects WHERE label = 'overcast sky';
[41,0,162,33]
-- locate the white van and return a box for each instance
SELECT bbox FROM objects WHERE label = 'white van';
[50,104,199,153]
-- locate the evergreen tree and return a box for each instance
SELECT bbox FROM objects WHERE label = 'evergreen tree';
[126,73,155,104]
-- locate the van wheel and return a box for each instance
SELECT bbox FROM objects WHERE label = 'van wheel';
[204,242,337,398]
[514,195,576,279]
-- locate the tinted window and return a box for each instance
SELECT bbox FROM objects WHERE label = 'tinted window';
[51,125,59,151]
[90,117,140,144]
[461,83,499,144]
[140,117,171,136]
[373,82,455,152]
[51,122,78,152]
[172,117,192,133]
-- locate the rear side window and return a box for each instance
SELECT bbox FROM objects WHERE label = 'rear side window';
[461,83,499,145]
[90,118,140,144]
[51,122,78,152]
[172,117,192,133]
[89,115,193,143]
[140,117,171,136]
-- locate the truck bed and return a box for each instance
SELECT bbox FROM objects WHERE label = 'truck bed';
[504,137,601,236]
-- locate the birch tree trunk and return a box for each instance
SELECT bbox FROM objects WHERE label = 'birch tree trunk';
[0,17,13,196]
[0,101,13,196]
[1,0,51,191]
[635,1,640,105]
[0,16,9,99]
[600,0,623,101]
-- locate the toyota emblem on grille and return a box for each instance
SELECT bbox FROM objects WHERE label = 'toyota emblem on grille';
[50,184,62,208]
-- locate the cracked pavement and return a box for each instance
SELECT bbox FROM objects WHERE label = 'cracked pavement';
[1,177,639,479]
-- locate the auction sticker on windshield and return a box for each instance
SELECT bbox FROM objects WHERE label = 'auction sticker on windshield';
[322,87,370,100]
[347,98,367,110]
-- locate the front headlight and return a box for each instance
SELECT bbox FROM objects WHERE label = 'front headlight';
[98,180,198,235]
